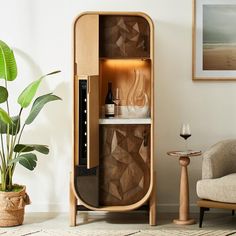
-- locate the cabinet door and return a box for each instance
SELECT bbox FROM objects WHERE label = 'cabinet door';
[75,14,99,76]
[99,124,150,206]
[87,76,99,168]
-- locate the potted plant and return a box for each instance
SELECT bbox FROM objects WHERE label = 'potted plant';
[0,40,61,227]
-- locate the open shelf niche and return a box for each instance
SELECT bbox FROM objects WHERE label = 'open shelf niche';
[99,59,151,121]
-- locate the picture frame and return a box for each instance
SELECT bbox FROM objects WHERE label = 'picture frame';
[193,0,236,80]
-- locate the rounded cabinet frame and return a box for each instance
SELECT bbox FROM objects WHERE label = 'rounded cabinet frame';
[71,11,156,226]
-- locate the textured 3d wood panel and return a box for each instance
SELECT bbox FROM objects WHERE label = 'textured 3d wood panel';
[100,16,150,58]
[99,125,150,206]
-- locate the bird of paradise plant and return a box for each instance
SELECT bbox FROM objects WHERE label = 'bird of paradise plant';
[0,40,61,192]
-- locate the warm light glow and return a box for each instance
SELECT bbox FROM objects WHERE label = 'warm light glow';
[101,59,150,69]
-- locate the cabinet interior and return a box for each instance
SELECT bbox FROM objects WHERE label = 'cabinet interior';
[99,59,151,117]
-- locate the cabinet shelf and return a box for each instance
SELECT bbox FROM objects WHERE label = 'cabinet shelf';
[99,118,151,125]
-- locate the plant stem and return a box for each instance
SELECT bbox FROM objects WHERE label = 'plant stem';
[7,108,23,191]
[8,173,12,190]
[1,171,6,191]
[0,133,6,177]
[11,122,26,173]
[0,134,6,191]
[17,123,25,145]
[0,131,5,162]
[5,166,12,190]
[6,125,10,159]
[0,149,4,166]
[4,79,11,158]
[2,79,11,191]
[10,108,23,157]
[0,150,4,175]
[4,80,10,115]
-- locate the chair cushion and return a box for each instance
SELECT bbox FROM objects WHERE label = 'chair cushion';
[197,173,236,203]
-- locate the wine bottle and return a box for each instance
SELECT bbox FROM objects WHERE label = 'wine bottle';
[105,82,115,118]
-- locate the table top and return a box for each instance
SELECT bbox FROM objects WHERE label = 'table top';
[167,150,202,157]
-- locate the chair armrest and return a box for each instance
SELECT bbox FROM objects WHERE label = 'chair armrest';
[202,139,236,179]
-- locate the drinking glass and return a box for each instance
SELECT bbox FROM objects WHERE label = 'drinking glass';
[180,123,191,151]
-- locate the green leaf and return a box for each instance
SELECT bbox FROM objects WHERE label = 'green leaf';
[10,153,37,171]
[34,145,49,154]
[17,70,61,108]
[14,144,34,153]
[17,78,42,108]
[0,108,12,124]
[0,86,8,103]
[0,115,20,135]
[25,93,61,125]
[14,144,49,155]
[0,40,17,81]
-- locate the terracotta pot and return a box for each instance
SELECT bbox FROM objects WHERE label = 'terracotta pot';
[0,186,30,227]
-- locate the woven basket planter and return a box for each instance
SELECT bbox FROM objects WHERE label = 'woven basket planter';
[0,186,30,227]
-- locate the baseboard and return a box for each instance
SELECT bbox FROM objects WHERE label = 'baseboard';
[27,203,184,213]
[157,204,199,213]
[26,203,69,213]
[157,204,232,213]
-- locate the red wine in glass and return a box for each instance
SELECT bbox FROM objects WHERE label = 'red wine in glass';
[180,124,191,151]
[180,134,191,140]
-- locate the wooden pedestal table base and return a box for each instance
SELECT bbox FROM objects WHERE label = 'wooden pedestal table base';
[167,151,201,225]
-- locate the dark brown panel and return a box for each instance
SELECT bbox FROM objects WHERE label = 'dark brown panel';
[75,166,99,207]
[99,125,150,206]
[100,16,150,58]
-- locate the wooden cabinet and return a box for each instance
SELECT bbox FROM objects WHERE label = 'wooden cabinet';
[71,12,156,226]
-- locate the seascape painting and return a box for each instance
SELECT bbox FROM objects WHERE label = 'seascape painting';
[203,5,236,70]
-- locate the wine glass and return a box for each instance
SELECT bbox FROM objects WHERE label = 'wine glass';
[180,123,191,152]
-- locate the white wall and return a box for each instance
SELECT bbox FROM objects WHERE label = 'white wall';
[1,0,236,213]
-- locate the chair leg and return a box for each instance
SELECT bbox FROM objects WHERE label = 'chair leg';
[232,210,235,216]
[199,207,209,228]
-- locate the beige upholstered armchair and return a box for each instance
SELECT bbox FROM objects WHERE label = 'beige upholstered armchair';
[196,139,236,227]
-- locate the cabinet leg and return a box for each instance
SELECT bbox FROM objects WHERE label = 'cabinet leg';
[70,172,77,227]
[149,172,157,226]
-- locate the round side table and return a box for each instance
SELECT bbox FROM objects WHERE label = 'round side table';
[167,150,202,225]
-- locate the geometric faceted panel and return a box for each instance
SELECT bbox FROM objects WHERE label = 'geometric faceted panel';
[99,125,150,206]
[100,16,150,58]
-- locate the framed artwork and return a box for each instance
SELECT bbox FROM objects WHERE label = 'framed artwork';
[193,0,236,80]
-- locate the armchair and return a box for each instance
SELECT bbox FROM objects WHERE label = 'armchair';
[196,139,236,227]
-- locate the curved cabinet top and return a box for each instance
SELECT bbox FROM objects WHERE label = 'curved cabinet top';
[73,12,154,76]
